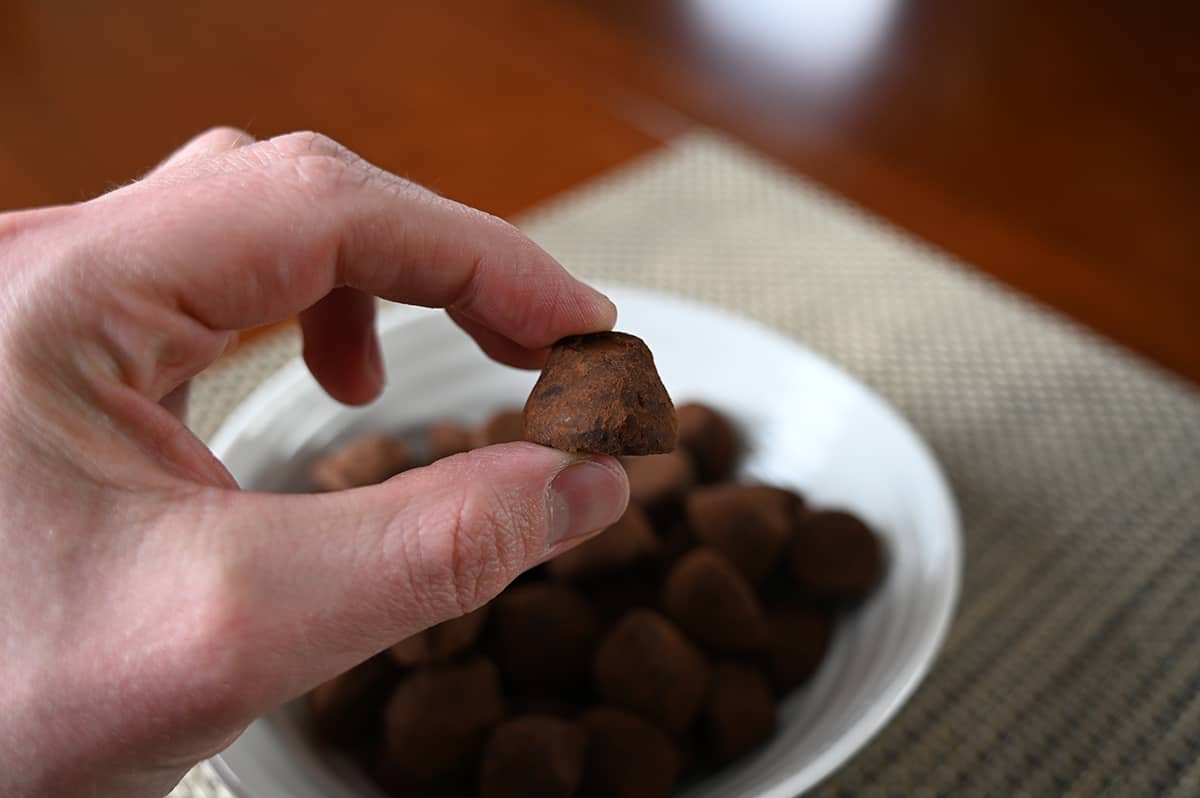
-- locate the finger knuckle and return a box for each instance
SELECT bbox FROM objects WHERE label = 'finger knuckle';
[198,125,252,146]
[268,130,349,160]
[265,131,372,198]
[260,132,363,195]
[274,151,370,204]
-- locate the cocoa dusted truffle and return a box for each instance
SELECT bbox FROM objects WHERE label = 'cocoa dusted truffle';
[475,409,527,447]
[662,548,769,653]
[494,584,599,691]
[702,662,777,764]
[367,755,446,798]
[548,505,660,583]
[686,484,794,585]
[305,654,396,748]
[764,606,834,692]
[505,694,583,720]
[579,707,682,798]
[675,403,739,482]
[387,635,432,670]
[741,484,806,525]
[388,605,491,667]
[656,520,699,571]
[523,332,677,456]
[382,658,504,779]
[300,404,895,793]
[594,609,710,735]
[426,420,474,461]
[368,744,477,798]
[788,510,886,602]
[480,716,588,798]
[622,450,696,521]
[310,434,412,491]
[587,576,662,631]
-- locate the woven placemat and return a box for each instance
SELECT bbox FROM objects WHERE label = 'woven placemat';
[172,132,1200,798]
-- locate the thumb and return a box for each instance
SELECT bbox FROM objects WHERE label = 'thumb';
[186,442,628,718]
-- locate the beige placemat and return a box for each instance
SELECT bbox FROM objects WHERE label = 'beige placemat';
[173,132,1200,798]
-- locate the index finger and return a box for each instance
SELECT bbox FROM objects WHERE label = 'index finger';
[88,131,616,352]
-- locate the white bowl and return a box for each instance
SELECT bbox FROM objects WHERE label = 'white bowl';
[209,285,960,798]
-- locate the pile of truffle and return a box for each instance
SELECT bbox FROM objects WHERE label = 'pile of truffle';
[305,403,885,798]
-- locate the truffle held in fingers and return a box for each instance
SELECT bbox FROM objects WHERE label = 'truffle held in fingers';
[524,332,677,456]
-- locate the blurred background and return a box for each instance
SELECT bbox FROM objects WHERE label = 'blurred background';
[1,0,1196,382]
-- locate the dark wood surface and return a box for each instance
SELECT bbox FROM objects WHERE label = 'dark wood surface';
[2,1,1196,382]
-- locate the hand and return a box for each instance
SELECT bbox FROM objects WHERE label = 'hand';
[0,128,629,797]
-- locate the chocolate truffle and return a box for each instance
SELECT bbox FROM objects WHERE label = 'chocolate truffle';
[588,576,663,631]
[386,635,430,671]
[741,483,806,525]
[388,605,490,667]
[662,548,769,653]
[426,420,473,461]
[476,409,527,447]
[622,451,696,519]
[764,606,833,692]
[656,520,699,571]
[547,505,660,582]
[305,654,396,748]
[594,609,710,735]
[788,510,885,601]
[494,584,599,691]
[702,662,777,764]
[368,746,465,798]
[367,757,443,798]
[579,707,682,798]
[686,484,794,585]
[505,694,583,720]
[382,658,504,779]
[523,332,677,456]
[480,716,587,798]
[675,403,739,482]
[310,434,412,491]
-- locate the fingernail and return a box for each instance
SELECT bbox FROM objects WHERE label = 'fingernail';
[547,457,629,547]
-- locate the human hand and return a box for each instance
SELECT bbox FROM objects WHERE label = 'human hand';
[0,128,629,797]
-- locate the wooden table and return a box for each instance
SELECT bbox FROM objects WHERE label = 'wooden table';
[3,0,1197,382]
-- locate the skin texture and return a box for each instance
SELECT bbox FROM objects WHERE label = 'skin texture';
[0,128,630,798]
